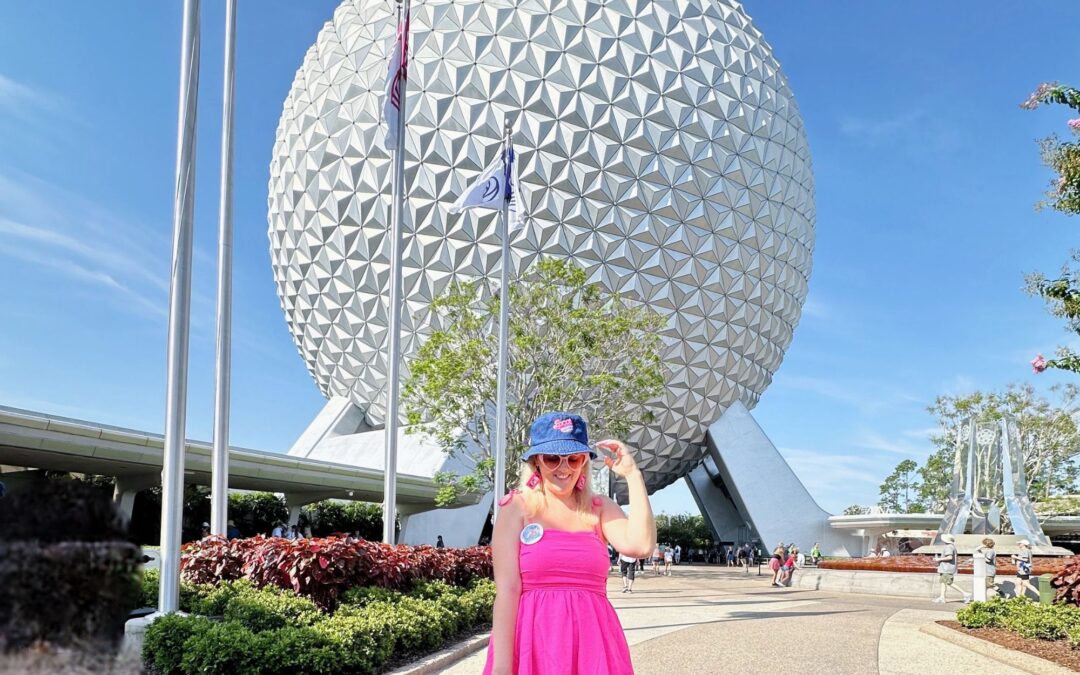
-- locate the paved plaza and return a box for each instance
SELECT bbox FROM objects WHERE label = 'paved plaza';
[443,566,1033,675]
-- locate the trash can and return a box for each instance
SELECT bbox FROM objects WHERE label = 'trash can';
[1037,574,1055,605]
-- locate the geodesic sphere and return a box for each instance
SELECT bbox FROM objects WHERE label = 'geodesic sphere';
[267,0,815,495]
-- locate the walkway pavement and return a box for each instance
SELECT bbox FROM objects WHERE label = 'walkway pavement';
[441,565,1031,675]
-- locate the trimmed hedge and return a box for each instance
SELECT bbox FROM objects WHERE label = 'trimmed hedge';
[141,577,496,674]
[957,597,1080,645]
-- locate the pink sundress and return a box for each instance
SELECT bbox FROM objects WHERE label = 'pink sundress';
[482,494,634,674]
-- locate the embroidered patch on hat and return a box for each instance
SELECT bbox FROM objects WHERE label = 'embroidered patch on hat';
[552,418,573,433]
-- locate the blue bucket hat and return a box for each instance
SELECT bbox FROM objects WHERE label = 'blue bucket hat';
[520,412,596,461]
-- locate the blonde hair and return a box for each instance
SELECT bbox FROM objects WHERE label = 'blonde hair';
[517,461,599,527]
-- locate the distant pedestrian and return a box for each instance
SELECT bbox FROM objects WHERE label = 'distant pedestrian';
[226,519,241,539]
[975,538,999,597]
[769,554,782,586]
[674,544,681,565]
[200,522,210,539]
[780,552,796,586]
[1011,540,1037,599]
[620,552,637,593]
[933,534,969,604]
[436,535,445,549]
[795,547,805,569]
[810,542,821,565]
[726,546,735,567]
[664,545,674,575]
[651,545,662,575]
[271,522,285,538]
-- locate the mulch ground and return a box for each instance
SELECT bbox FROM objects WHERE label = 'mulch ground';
[938,620,1080,671]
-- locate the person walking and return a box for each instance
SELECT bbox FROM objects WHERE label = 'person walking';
[483,412,655,675]
[674,544,681,565]
[810,542,821,565]
[436,535,445,549]
[1011,539,1038,599]
[974,538,999,598]
[619,551,637,593]
[651,544,662,575]
[933,533,970,604]
[664,544,674,575]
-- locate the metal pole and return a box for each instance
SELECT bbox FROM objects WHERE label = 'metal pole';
[210,0,237,538]
[492,121,512,521]
[383,0,409,544]
[159,0,201,614]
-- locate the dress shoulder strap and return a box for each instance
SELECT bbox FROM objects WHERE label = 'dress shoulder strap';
[497,489,520,507]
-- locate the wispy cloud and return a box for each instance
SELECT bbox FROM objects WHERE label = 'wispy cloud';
[0,171,175,321]
[778,446,883,511]
[851,430,933,458]
[0,73,61,114]
[773,373,923,417]
[838,108,960,154]
[800,296,830,320]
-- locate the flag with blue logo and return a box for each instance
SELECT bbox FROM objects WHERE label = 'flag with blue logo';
[450,143,525,230]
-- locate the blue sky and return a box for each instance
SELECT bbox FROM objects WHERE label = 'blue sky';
[1,1,1078,516]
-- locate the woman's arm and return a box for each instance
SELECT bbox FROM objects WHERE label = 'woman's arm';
[595,440,656,559]
[489,494,524,675]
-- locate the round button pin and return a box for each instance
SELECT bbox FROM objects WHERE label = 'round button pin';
[520,523,544,545]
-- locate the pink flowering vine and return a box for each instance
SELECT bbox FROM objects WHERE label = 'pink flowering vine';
[1031,354,1048,373]
[1020,82,1059,110]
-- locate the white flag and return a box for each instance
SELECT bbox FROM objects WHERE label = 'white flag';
[450,144,526,230]
[383,7,410,151]
[449,156,507,213]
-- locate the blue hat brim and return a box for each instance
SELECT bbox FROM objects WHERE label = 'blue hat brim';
[521,438,596,461]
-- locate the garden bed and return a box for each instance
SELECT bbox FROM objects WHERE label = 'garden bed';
[140,570,495,674]
[138,536,496,674]
[820,554,1069,575]
[939,620,1080,671]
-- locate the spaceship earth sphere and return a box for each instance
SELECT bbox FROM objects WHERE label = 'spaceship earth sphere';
[267,0,816,495]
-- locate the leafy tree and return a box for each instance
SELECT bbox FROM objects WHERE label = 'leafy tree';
[301,500,384,539]
[878,459,923,513]
[842,504,867,516]
[403,258,666,505]
[1021,83,1080,373]
[228,492,288,537]
[654,514,713,551]
[917,446,953,513]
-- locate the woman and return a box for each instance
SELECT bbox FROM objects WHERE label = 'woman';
[1010,539,1037,599]
[484,412,656,675]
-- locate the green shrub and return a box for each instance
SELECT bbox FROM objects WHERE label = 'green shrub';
[313,606,396,674]
[1001,602,1080,641]
[409,579,459,601]
[138,567,207,613]
[223,584,321,631]
[956,597,1015,629]
[341,584,402,607]
[258,625,342,675]
[390,596,456,654]
[142,613,213,675]
[179,620,262,674]
[189,578,253,616]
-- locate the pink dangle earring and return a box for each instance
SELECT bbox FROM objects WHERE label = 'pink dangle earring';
[527,472,541,489]
[575,474,587,491]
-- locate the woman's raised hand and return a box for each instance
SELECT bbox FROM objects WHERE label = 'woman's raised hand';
[596,439,640,479]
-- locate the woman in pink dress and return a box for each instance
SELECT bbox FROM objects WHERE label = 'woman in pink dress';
[483,412,656,675]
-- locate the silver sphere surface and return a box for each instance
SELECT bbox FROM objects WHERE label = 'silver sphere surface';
[268,0,816,495]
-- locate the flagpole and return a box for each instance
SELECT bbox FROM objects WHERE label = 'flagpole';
[493,120,512,521]
[159,0,200,614]
[210,0,236,539]
[383,0,409,544]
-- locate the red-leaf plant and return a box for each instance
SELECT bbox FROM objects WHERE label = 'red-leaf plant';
[179,535,492,610]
